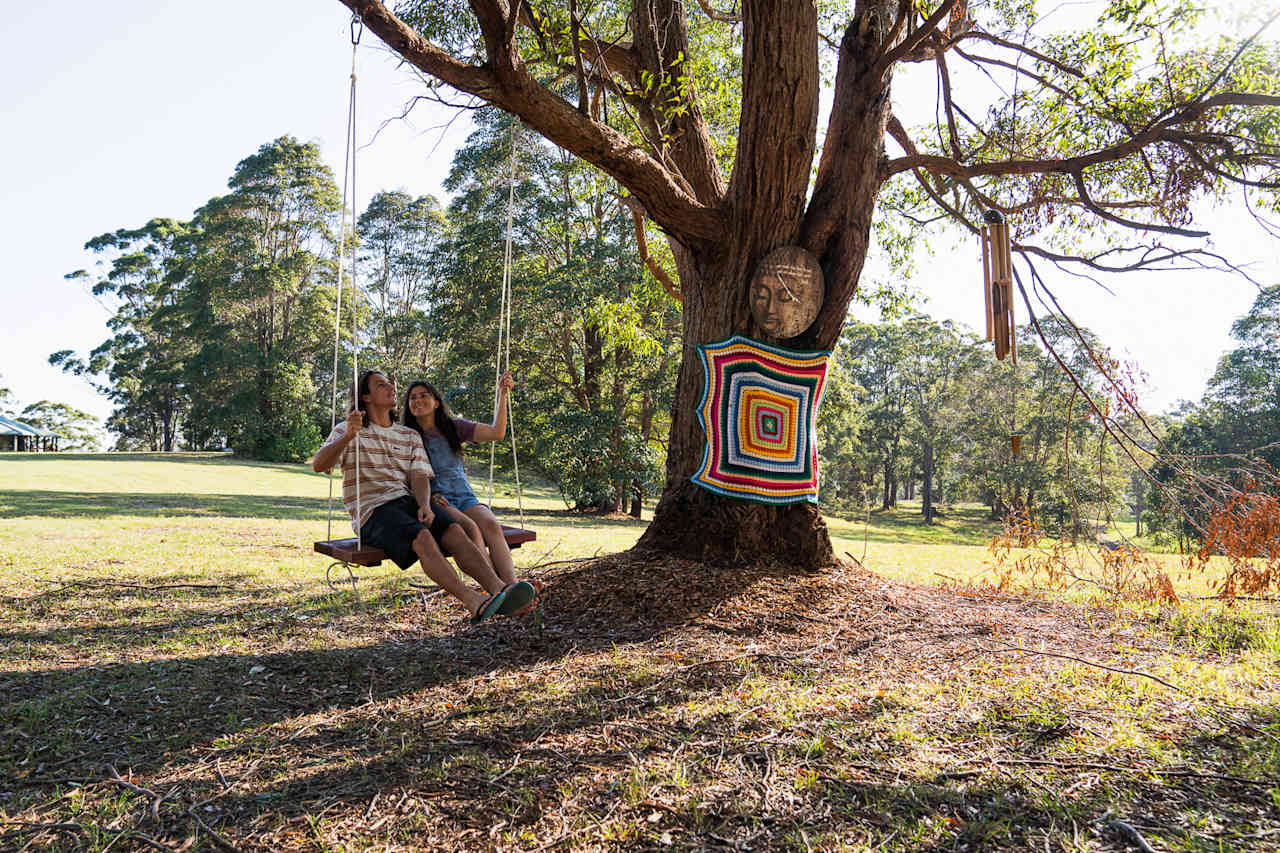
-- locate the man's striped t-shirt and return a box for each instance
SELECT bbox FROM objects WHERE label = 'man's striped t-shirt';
[318,420,434,532]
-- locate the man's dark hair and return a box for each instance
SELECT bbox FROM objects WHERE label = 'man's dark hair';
[349,369,397,426]
[402,380,463,456]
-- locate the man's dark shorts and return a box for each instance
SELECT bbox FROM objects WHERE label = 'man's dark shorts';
[359,495,457,570]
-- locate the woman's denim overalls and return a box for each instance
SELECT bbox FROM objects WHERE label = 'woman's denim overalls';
[425,430,480,512]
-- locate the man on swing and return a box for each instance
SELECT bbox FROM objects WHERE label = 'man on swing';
[313,369,536,623]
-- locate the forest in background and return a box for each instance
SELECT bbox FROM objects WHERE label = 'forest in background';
[37,120,1280,543]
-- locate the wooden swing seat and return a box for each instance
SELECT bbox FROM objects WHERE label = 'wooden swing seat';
[315,525,536,567]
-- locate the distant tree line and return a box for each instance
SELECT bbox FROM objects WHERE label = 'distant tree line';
[53,121,674,511]
[1145,285,1280,546]
[818,313,1139,537]
[824,288,1280,548]
[55,128,1279,526]
[0,378,101,451]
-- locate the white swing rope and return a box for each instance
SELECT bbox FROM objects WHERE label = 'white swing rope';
[327,16,364,545]
[488,126,526,528]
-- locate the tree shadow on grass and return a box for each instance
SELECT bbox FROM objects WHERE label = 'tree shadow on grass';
[0,452,317,472]
[249,682,1275,852]
[0,490,332,520]
[0,559,803,781]
[6,597,1275,850]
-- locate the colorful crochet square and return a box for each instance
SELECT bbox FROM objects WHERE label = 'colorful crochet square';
[692,335,831,505]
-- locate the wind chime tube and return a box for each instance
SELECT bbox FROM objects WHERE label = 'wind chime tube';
[990,230,1004,360]
[1008,270,1017,366]
[1008,279,1017,364]
[980,231,993,342]
[998,221,1016,365]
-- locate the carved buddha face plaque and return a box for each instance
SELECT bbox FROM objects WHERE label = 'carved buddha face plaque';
[749,246,824,339]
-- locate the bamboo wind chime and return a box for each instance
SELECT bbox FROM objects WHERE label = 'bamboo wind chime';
[980,210,1016,364]
[981,210,1022,458]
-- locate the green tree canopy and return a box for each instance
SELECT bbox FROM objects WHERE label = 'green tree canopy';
[357,189,448,383]
[52,218,192,451]
[184,136,343,460]
[19,401,101,452]
[431,110,679,510]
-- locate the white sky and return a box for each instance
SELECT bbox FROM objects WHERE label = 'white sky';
[1,1,1274,435]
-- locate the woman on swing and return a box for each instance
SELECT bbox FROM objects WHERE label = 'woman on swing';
[402,371,527,591]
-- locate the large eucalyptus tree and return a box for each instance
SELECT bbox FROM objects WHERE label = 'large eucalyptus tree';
[337,0,1280,568]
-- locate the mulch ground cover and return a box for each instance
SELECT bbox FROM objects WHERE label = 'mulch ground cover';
[3,553,1277,851]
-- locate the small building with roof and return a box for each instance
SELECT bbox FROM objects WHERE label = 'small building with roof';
[0,416,58,452]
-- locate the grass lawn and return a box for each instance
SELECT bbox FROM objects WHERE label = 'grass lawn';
[2,453,1277,851]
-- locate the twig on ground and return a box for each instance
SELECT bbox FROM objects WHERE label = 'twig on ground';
[981,640,1188,693]
[489,751,524,784]
[187,808,245,853]
[529,555,602,571]
[118,831,179,852]
[107,767,167,823]
[0,820,86,840]
[1102,811,1158,853]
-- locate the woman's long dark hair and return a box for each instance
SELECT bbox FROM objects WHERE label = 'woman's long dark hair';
[350,369,396,426]
[402,380,463,456]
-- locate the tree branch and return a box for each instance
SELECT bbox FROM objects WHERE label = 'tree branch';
[1071,169,1208,237]
[692,0,741,24]
[886,92,1280,179]
[569,0,588,115]
[935,49,964,159]
[1180,7,1280,119]
[725,0,820,250]
[874,0,960,77]
[952,45,1074,103]
[800,0,900,346]
[625,199,681,301]
[628,0,726,206]
[337,0,724,247]
[955,30,1086,80]
[1018,242,1266,287]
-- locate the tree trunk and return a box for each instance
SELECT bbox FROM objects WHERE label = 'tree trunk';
[921,444,935,524]
[1129,471,1146,538]
[635,2,898,569]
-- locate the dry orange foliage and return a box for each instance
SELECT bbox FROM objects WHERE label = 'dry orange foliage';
[983,511,1178,605]
[1186,479,1280,600]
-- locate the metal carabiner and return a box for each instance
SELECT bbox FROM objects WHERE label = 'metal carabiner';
[351,14,364,46]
